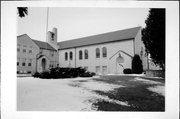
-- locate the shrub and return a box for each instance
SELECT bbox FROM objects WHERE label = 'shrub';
[39,71,51,79]
[123,68,132,74]
[80,71,96,77]
[33,72,40,78]
[32,67,95,79]
[132,54,143,74]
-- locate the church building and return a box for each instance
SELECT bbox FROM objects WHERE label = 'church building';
[17,26,149,75]
[17,28,59,74]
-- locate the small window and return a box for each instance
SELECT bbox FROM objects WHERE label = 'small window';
[96,48,100,58]
[102,47,107,57]
[102,66,107,73]
[27,71,31,74]
[29,50,32,53]
[28,63,31,66]
[22,58,26,66]
[22,62,26,66]
[96,66,100,73]
[17,58,20,66]
[65,52,68,61]
[79,50,83,60]
[23,49,26,53]
[51,32,55,41]
[49,64,53,68]
[70,52,73,60]
[84,50,88,59]
[28,59,32,66]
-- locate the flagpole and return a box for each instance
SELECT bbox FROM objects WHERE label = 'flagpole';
[46,7,49,49]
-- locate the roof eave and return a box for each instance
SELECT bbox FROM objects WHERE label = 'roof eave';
[58,38,134,50]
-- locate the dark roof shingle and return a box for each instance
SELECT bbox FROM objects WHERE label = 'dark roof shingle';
[17,34,56,51]
[58,26,141,50]
[32,40,56,51]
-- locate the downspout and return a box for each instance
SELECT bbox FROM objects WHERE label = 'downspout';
[36,52,39,73]
[36,54,37,73]
[75,47,76,68]
[133,38,135,56]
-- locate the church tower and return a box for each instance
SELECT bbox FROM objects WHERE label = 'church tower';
[47,28,58,50]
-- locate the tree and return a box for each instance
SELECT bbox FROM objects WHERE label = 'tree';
[132,54,143,74]
[142,9,165,70]
[17,7,28,18]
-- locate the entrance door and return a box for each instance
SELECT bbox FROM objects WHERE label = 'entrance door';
[41,58,46,72]
[116,54,124,74]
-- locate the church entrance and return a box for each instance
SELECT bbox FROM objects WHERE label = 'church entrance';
[116,53,124,74]
[41,58,46,72]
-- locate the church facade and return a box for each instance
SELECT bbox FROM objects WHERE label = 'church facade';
[17,26,149,75]
[58,26,148,74]
[17,28,59,74]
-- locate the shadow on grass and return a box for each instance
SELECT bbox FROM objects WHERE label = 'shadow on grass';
[93,85,165,111]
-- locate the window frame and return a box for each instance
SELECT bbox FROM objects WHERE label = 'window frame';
[65,52,68,61]
[22,62,26,66]
[84,49,88,59]
[102,66,107,73]
[23,49,26,53]
[95,66,100,73]
[79,50,83,60]
[29,49,32,53]
[22,58,26,66]
[70,51,73,60]
[96,48,100,58]
[102,47,107,58]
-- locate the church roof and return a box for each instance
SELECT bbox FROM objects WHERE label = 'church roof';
[58,26,141,50]
[32,39,56,51]
[17,34,56,51]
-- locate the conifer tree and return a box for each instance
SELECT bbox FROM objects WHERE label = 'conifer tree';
[132,54,143,74]
[142,9,165,70]
[17,7,28,18]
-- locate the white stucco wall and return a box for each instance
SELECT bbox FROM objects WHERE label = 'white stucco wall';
[17,34,59,74]
[59,39,134,74]
[134,28,148,71]
[17,35,39,74]
[40,49,59,68]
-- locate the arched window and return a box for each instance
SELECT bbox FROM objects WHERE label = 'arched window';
[79,50,83,60]
[84,49,88,59]
[65,52,68,61]
[70,52,73,60]
[102,47,107,57]
[96,48,100,58]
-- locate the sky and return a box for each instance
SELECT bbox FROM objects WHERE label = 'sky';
[18,7,149,42]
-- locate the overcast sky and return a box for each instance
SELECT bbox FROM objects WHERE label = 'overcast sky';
[18,7,149,42]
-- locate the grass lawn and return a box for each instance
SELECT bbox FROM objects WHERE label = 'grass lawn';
[92,75,165,111]
[17,75,164,111]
